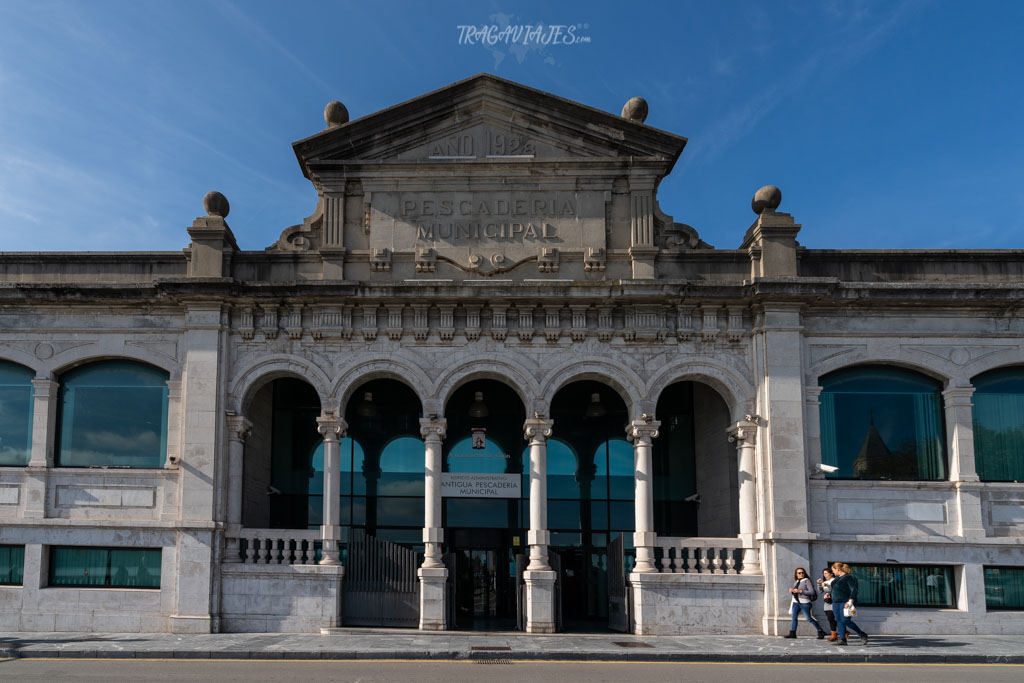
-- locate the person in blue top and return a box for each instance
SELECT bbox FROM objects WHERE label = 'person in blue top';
[782,567,827,639]
[829,562,869,646]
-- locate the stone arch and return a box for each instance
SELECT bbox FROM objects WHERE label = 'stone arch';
[540,358,644,417]
[433,354,540,414]
[646,361,754,424]
[0,352,42,377]
[229,355,332,414]
[960,351,1024,387]
[812,358,952,389]
[50,349,179,381]
[332,353,432,413]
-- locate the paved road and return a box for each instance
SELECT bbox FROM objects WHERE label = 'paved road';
[2,659,1023,682]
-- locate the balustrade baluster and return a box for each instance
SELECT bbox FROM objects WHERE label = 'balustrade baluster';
[712,548,724,574]
[725,550,737,575]
[699,548,711,573]
[259,538,270,563]
[667,546,677,573]
[686,547,699,574]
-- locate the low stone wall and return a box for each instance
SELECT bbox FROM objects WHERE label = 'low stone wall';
[629,573,765,635]
[219,563,344,633]
[0,584,167,632]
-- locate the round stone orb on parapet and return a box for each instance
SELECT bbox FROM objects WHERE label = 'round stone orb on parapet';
[203,191,230,218]
[751,185,782,215]
[621,96,649,123]
[324,100,350,127]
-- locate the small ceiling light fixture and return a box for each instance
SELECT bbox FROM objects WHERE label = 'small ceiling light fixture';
[468,391,489,418]
[584,392,607,418]
[356,391,377,418]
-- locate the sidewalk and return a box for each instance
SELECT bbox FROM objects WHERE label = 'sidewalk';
[1,629,1021,664]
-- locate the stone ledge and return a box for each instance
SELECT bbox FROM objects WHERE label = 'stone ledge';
[629,572,764,586]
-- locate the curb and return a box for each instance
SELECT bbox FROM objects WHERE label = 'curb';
[4,649,1024,664]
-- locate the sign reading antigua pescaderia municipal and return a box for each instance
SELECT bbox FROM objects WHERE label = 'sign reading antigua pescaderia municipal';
[441,473,521,498]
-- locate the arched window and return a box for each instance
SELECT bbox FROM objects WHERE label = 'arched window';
[56,361,169,468]
[972,367,1024,482]
[819,366,946,480]
[0,362,34,466]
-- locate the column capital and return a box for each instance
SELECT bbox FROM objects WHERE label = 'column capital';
[419,417,447,441]
[524,417,554,442]
[942,385,976,406]
[31,377,58,394]
[627,418,660,443]
[728,421,758,446]
[225,413,253,443]
[316,414,348,441]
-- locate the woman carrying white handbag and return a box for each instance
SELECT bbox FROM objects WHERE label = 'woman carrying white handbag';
[829,562,869,646]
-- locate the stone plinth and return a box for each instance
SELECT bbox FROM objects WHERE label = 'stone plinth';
[524,569,558,633]
[418,566,448,631]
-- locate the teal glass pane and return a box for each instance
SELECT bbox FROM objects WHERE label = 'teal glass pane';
[819,366,946,480]
[445,498,510,527]
[376,528,423,546]
[609,501,635,532]
[849,564,954,607]
[973,369,1024,481]
[590,501,609,530]
[607,439,634,499]
[448,437,510,474]
[57,362,169,468]
[0,545,24,585]
[547,440,581,499]
[376,496,424,527]
[51,547,160,588]
[985,567,1024,610]
[550,532,581,547]
[0,362,34,467]
[108,549,161,588]
[548,500,582,530]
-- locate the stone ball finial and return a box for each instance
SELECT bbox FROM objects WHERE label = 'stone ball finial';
[621,96,648,123]
[203,191,230,218]
[751,185,782,215]
[324,100,349,127]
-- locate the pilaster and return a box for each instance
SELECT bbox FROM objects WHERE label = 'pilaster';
[943,386,985,538]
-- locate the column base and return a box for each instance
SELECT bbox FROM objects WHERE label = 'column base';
[524,570,557,633]
[418,567,449,631]
[169,614,214,634]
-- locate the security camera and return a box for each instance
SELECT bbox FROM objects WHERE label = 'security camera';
[266,485,282,495]
[815,463,839,474]
[167,455,179,465]
[684,493,701,503]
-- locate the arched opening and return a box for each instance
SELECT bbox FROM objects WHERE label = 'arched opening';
[56,360,169,469]
[0,361,35,467]
[654,381,735,537]
[819,365,947,480]
[549,379,631,626]
[971,366,1024,482]
[443,379,525,628]
[242,377,321,529]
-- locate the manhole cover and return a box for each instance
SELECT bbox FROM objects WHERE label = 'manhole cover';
[612,641,654,648]
[471,646,512,651]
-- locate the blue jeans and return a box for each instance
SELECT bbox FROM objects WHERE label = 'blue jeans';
[790,602,825,633]
[834,605,867,640]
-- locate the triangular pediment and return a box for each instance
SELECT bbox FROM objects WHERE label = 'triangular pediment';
[293,74,686,176]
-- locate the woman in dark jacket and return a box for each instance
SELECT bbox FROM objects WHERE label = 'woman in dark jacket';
[830,562,869,645]
[783,567,827,639]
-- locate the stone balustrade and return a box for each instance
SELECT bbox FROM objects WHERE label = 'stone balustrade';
[229,529,321,565]
[653,536,744,574]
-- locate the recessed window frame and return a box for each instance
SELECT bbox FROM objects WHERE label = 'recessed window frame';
[971,367,1024,482]
[48,546,161,589]
[844,562,956,609]
[0,544,25,586]
[0,361,35,467]
[984,566,1024,611]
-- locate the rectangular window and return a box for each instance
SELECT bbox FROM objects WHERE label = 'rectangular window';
[49,547,161,588]
[984,566,1024,610]
[0,545,24,585]
[848,564,954,608]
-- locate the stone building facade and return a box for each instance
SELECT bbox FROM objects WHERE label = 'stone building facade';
[1,75,1023,636]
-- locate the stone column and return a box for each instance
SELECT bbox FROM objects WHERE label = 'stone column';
[729,421,761,575]
[943,386,985,538]
[23,377,58,519]
[628,418,660,573]
[523,417,556,633]
[316,414,347,565]
[224,413,252,563]
[418,417,448,630]
[524,418,554,572]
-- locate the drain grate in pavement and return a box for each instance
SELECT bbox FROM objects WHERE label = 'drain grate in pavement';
[612,641,654,648]
[471,646,512,651]
[473,659,513,665]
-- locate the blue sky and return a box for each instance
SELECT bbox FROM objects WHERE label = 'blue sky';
[0,0,1021,253]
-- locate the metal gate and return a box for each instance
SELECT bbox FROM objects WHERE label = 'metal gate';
[342,530,419,627]
[607,534,629,632]
[515,552,562,632]
[444,551,456,630]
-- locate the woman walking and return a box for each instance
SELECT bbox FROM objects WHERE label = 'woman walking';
[830,562,869,646]
[818,567,838,641]
[783,567,827,639]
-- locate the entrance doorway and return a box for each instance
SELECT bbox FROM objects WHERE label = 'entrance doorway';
[450,528,517,630]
